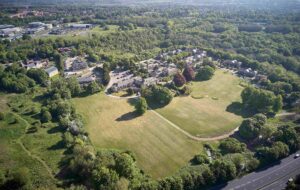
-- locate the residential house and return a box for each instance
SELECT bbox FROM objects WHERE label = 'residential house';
[222,60,242,69]
[238,68,257,78]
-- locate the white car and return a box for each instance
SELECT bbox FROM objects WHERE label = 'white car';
[294,153,300,158]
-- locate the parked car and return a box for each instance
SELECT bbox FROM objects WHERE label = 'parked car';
[294,153,300,158]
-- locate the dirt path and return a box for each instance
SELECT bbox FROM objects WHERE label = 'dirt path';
[14,113,56,181]
[149,108,239,141]
[276,111,296,117]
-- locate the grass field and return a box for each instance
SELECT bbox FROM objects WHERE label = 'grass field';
[155,70,244,137]
[73,93,204,178]
[0,93,66,188]
[0,112,57,188]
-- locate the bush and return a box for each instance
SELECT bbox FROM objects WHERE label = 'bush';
[196,66,215,81]
[192,153,210,165]
[173,72,186,87]
[135,97,148,115]
[41,110,52,123]
[183,66,195,81]
[219,138,246,154]
[142,85,173,106]
[34,120,41,128]
[0,112,4,120]
[3,167,31,189]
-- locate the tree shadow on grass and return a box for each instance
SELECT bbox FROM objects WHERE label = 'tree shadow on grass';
[47,125,65,134]
[226,102,254,118]
[47,140,65,150]
[116,111,140,121]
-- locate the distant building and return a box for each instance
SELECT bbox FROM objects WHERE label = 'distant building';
[26,27,44,34]
[28,22,46,28]
[78,76,95,84]
[0,25,14,30]
[23,59,49,70]
[222,60,242,69]
[45,66,59,77]
[44,24,53,29]
[72,60,88,71]
[0,27,22,37]
[143,77,158,86]
[238,68,257,78]
[69,24,93,29]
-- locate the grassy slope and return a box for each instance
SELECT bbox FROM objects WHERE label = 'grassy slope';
[0,112,57,188]
[73,93,203,178]
[155,70,244,137]
[2,94,66,183]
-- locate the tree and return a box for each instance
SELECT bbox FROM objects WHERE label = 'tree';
[67,77,82,97]
[196,66,215,81]
[102,64,110,85]
[192,153,210,165]
[3,167,31,189]
[0,112,4,120]
[257,141,289,161]
[239,114,267,140]
[87,53,99,63]
[183,66,195,81]
[86,81,101,94]
[273,95,283,113]
[92,167,119,190]
[135,97,148,115]
[54,53,64,71]
[41,110,52,123]
[241,87,282,114]
[219,138,246,154]
[275,125,300,151]
[27,69,49,86]
[173,72,186,87]
[210,160,237,182]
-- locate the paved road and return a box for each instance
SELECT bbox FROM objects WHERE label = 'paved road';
[212,151,300,190]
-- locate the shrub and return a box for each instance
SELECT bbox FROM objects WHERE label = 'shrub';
[192,153,210,165]
[173,72,186,87]
[196,66,215,81]
[0,112,4,120]
[135,97,148,115]
[41,110,52,123]
[183,66,195,81]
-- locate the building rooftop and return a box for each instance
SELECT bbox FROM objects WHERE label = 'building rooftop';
[45,66,58,74]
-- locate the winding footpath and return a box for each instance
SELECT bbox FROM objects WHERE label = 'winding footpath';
[14,113,56,181]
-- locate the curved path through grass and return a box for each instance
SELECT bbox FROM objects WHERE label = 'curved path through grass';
[14,113,56,181]
[149,107,240,141]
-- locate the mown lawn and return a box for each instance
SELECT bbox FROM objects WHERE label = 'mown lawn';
[72,93,203,179]
[155,70,244,137]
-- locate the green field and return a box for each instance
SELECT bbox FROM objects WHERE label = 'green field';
[0,112,57,188]
[155,70,244,137]
[0,94,66,188]
[73,94,203,178]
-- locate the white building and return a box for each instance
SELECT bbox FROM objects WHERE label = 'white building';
[45,66,59,77]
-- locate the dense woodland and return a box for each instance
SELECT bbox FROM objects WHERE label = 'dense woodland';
[0,3,300,190]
